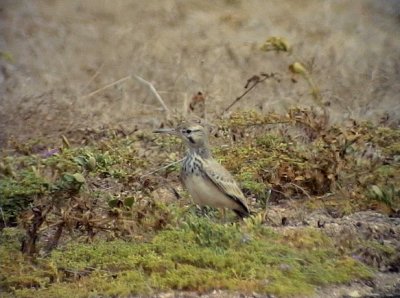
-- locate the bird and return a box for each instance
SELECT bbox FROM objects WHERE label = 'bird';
[154,124,250,218]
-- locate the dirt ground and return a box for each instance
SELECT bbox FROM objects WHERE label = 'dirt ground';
[0,0,399,146]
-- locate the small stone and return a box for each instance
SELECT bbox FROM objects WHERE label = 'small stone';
[279,263,291,272]
[346,290,361,297]
[241,233,252,244]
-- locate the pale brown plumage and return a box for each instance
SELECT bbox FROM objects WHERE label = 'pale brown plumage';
[154,124,250,217]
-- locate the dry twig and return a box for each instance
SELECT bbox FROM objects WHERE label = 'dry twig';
[134,75,171,115]
[81,75,131,99]
[141,158,184,178]
[222,73,279,114]
[80,62,105,93]
[288,182,312,200]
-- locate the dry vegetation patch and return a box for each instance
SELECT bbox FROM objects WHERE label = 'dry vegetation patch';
[1,1,400,297]
[1,109,399,296]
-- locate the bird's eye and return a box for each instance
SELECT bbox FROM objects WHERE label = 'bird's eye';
[185,129,192,134]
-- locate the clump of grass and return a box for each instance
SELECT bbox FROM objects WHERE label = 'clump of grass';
[216,109,400,214]
[1,216,372,297]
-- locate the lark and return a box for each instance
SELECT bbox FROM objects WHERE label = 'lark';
[154,124,250,217]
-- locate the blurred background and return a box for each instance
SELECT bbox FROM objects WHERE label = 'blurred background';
[0,0,399,145]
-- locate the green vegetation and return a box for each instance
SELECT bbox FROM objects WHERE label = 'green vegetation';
[217,109,400,214]
[0,109,399,297]
[1,217,372,297]
[1,1,399,296]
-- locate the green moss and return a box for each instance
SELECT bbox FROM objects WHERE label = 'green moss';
[0,246,56,291]
[372,127,400,152]
[0,227,25,249]
[1,217,373,297]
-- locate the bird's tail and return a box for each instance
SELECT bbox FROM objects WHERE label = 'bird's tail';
[233,207,252,218]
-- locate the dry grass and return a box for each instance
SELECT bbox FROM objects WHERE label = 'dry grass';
[0,0,399,146]
[1,3,400,295]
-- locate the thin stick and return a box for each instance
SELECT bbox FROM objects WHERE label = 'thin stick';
[271,188,291,200]
[81,61,105,93]
[0,207,6,227]
[288,182,312,200]
[134,75,170,113]
[222,73,278,114]
[243,121,291,128]
[81,75,131,99]
[141,158,184,178]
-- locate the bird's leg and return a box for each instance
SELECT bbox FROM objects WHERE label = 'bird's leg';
[195,205,209,218]
[220,208,227,223]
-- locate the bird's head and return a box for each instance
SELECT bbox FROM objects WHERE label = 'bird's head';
[154,124,209,149]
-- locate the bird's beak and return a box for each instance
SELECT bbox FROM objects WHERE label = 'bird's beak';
[153,128,177,135]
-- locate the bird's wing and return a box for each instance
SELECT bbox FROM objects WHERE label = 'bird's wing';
[202,158,249,214]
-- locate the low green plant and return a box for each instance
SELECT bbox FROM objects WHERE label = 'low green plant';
[1,216,372,297]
